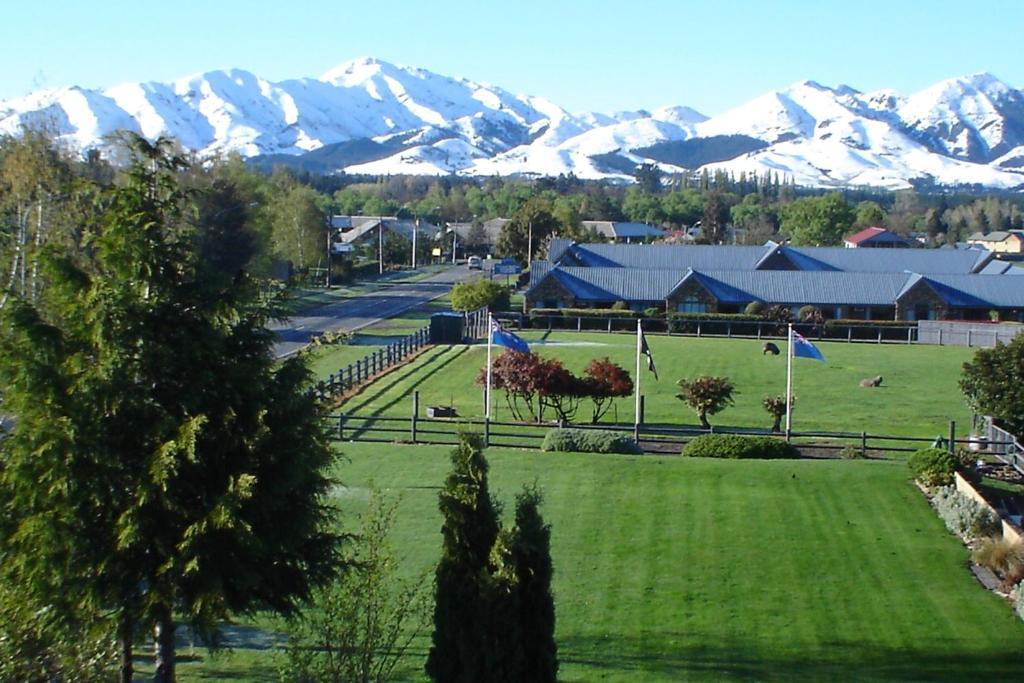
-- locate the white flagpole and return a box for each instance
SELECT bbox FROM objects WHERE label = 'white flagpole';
[485,313,494,419]
[785,323,794,435]
[635,319,642,426]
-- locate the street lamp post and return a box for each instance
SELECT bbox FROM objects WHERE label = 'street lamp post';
[412,217,418,270]
[451,225,458,265]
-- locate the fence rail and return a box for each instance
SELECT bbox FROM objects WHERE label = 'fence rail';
[325,400,991,457]
[312,326,430,402]
[981,416,1024,477]
[494,312,919,344]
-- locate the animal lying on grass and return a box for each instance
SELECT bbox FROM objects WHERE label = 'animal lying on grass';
[859,375,883,387]
[762,342,780,355]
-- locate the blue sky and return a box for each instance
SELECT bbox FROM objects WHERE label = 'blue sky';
[3,0,1021,115]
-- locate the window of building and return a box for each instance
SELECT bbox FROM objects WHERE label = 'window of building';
[676,297,707,313]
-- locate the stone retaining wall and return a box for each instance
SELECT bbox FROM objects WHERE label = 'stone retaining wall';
[954,472,1024,544]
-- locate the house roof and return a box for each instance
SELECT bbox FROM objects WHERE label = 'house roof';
[581,221,665,240]
[338,216,440,244]
[968,231,1024,243]
[549,241,992,274]
[844,226,908,245]
[529,265,1024,310]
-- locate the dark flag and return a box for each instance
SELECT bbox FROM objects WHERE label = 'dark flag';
[639,325,658,380]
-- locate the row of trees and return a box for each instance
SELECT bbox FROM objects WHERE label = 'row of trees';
[479,353,634,423]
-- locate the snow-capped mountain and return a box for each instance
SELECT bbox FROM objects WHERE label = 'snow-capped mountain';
[1,58,1022,190]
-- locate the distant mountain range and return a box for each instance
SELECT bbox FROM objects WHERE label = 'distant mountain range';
[2,57,1023,190]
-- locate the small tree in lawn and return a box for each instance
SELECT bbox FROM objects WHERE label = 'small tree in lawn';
[583,358,634,423]
[677,376,735,429]
[451,279,510,312]
[762,394,795,433]
[281,489,429,683]
[507,487,558,683]
[536,358,586,423]
[480,351,542,421]
[426,434,502,682]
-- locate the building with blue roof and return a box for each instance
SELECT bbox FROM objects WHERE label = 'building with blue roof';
[526,241,1024,321]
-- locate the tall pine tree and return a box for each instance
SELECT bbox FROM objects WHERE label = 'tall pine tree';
[0,135,340,683]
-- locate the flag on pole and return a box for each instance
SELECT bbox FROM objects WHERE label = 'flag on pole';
[638,324,658,380]
[491,318,530,354]
[791,330,826,362]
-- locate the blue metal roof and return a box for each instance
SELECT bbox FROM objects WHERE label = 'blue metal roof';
[922,274,1024,308]
[529,261,1024,310]
[551,241,991,275]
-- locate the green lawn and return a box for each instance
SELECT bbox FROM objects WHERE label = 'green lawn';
[178,443,1024,681]
[337,332,976,438]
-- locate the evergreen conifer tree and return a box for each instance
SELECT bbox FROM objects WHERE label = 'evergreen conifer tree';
[426,434,501,682]
[0,135,340,683]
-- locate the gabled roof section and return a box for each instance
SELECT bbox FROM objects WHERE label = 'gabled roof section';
[844,227,909,246]
[563,243,768,270]
[547,239,574,264]
[922,274,1024,308]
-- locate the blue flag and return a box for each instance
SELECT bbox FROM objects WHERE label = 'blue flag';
[792,330,825,362]
[491,319,529,354]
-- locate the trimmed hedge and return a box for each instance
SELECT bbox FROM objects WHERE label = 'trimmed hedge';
[530,308,643,319]
[681,434,799,459]
[541,428,641,454]
[909,447,958,487]
[669,312,764,322]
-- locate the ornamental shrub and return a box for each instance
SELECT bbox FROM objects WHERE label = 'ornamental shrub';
[541,428,641,454]
[908,447,958,486]
[971,536,1024,578]
[681,434,799,459]
[931,485,1000,540]
[1015,583,1024,622]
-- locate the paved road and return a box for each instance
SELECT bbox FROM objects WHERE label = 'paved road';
[272,265,477,357]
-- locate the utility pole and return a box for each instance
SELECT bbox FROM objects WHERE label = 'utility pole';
[527,219,533,268]
[413,217,418,269]
[378,216,384,275]
[326,223,332,289]
[451,225,457,265]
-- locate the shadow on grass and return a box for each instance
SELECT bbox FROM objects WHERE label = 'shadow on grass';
[343,345,472,439]
[557,634,1024,681]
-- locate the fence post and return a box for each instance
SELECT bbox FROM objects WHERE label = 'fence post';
[877,328,882,344]
[938,327,943,346]
[484,417,490,447]
[577,317,582,332]
[757,322,762,340]
[697,322,702,337]
[948,420,956,454]
[847,326,852,343]
[338,414,345,440]
[727,322,732,338]
[860,431,867,457]
[907,327,912,344]
[967,329,972,347]
[607,318,612,333]
[411,391,419,443]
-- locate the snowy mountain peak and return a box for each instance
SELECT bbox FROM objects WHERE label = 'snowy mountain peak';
[0,61,1022,189]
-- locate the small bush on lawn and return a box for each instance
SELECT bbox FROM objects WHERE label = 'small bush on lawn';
[840,445,866,459]
[909,447,958,487]
[681,434,799,459]
[931,486,1001,541]
[541,428,641,454]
